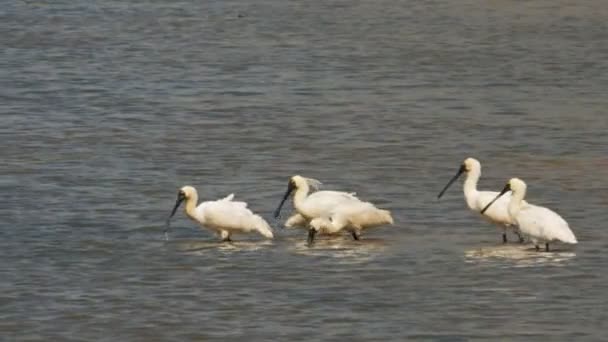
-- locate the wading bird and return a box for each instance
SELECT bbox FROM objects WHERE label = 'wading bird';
[307,201,393,245]
[273,175,360,227]
[165,186,274,241]
[438,157,524,243]
[481,178,577,252]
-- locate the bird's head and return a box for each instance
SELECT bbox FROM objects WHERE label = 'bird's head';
[508,178,526,194]
[462,157,481,173]
[165,185,197,239]
[274,175,322,218]
[179,186,197,200]
[437,157,481,199]
[273,176,299,218]
[291,175,311,190]
[480,178,525,214]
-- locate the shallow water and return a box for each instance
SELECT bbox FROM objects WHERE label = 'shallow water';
[2,0,608,340]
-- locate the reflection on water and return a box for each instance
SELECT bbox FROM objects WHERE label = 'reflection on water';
[288,237,388,264]
[465,244,576,267]
[171,239,275,254]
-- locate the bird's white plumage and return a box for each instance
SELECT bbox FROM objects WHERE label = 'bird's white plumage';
[177,186,273,240]
[439,157,523,241]
[460,158,518,226]
[310,201,393,238]
[278,176,360,228]
[472,190,515,226]
[514,204,577,245]
[504,178,577,248]
[284,213,307,228]
[294,190,360,220]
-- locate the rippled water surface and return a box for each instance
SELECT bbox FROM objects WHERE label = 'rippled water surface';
[2,1,608,340]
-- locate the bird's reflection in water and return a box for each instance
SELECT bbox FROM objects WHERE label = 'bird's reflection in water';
[171,239,275,255]
[465,244,576,267]
[288,236,389,264]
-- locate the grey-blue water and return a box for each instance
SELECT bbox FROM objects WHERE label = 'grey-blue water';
[2,1,608,340]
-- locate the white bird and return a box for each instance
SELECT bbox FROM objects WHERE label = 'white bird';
[308,201,394,245]
[481,178,577,252]
[273,175,360,228]
[165,186,274,241]
[284,213,308,229]
[437,157,525,243]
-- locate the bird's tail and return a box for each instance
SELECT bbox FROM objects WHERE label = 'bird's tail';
[358,208,394,227]
[381,209,394,225]
[254,215,274,239]
[559,225,577,244]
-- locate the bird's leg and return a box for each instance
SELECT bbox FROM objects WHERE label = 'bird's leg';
[502,232,508,244]
[220,230,232,243]
[516,231,525,243]
[307,228,317,246]
[535,244,540,252]
[351,231,361,241]
[545,243,550,252]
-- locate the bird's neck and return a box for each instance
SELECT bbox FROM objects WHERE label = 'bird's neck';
[292,184,310,211]
[508,188,525,218]
[184,194,199,220]
[463,169,480,208]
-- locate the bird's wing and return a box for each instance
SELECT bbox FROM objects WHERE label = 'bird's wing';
[220,193,235,201]
[217,193,248,208]
[332,200,376,214]
[517,204,575,242]
[308,190,360,203]
[200,200,259,231]
[300,191,360,218]
[328,201,392,229]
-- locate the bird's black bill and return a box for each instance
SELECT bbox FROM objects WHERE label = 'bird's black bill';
[165,192,185,237]
[273,181,295,218]
[480,183,511,214]
[307,228,317,246]
[437,164,466,199]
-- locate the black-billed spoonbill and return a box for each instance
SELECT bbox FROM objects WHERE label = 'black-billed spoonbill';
[437,157,524,243]
[165,186,274,241]
[273,175,360,227]
[481,178,577,252]
[308,201,393,245]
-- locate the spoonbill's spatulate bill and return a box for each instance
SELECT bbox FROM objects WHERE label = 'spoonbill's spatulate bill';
[437,157,524,243]
[481,178,577,252]
[307,201,393,245]
[165,186,274,241]
[273,175,360,228]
